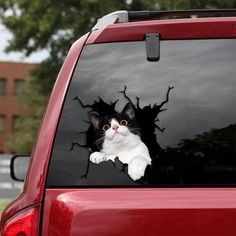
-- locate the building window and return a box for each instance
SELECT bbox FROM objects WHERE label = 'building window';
[14,79,25,96]
[0,78,7,96]
[13,115,20,132]
[0,115,6,133]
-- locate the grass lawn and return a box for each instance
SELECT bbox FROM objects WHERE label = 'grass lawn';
[0,201,9,215]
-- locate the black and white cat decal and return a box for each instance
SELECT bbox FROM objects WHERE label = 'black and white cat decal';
[89,102,152,181]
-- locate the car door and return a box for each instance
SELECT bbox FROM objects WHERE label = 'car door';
[42,33,236,235]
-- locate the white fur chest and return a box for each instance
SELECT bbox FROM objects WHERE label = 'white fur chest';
[102,133,151,164]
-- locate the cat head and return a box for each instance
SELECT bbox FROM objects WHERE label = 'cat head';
[89,102,139,145]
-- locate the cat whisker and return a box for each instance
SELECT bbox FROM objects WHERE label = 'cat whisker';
[127,125,141,130]
[128,128,141,133]
[129,126,140,130]
[95,137,105,145]
[127,122,140,128]
[97,131,105,135]
[95,141,104,147]
[127,126,139,130]
[95,136,105,142]
[130,129,140,132]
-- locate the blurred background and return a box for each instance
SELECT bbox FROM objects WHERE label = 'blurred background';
[0,0,236,208]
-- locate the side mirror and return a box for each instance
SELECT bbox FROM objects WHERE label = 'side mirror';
[10,155,30,182]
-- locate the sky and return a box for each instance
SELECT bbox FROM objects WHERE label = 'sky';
[0,23,48,63]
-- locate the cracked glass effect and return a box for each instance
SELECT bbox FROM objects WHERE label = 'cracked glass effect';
[70,85,173,180]
[47,40,236,187]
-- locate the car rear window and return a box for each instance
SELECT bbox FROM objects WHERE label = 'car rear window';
[47,39,236,187]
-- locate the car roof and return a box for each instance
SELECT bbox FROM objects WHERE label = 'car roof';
[87,9,236,44]
[92,9,236,29]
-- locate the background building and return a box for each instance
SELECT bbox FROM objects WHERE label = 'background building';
[0,61,35,153]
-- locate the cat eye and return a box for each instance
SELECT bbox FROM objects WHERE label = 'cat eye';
[102,124,110,131]
[120,120,128,126]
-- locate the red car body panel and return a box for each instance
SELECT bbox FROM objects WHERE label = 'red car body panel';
[1,16,236,235]
[0,33,89,226]
[87,17,236,44]
[42,188,236,235]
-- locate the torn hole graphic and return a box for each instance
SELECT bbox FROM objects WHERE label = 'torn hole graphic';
[71,85,173,181]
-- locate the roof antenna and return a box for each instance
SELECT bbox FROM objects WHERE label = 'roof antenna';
[145,33,160,62]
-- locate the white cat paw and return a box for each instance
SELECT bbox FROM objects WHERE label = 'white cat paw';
[106,154,117,162]
[90,152,106,164]
[128,157,148,181]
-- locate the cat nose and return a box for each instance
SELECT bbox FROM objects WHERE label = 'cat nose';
[112,125,119,131]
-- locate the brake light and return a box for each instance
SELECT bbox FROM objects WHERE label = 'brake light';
[1,206,39,236]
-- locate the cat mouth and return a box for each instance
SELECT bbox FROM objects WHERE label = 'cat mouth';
[113,131,120,136]
[113,131,121,137]
[112,131,124,138]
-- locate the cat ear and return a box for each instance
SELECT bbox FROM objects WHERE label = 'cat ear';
[89,112,100,129]
[122,102,135,120]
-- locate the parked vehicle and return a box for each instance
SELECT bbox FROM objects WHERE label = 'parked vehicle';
[1,9,236,236]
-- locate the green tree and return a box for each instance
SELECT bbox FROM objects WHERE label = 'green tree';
[0,0,157,153]
[5,78,48,153]
[1,0,236,153]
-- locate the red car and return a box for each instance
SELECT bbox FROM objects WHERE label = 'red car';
[1,9,236,236]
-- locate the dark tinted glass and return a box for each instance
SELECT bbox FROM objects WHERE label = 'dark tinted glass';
[47,39,236,187]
